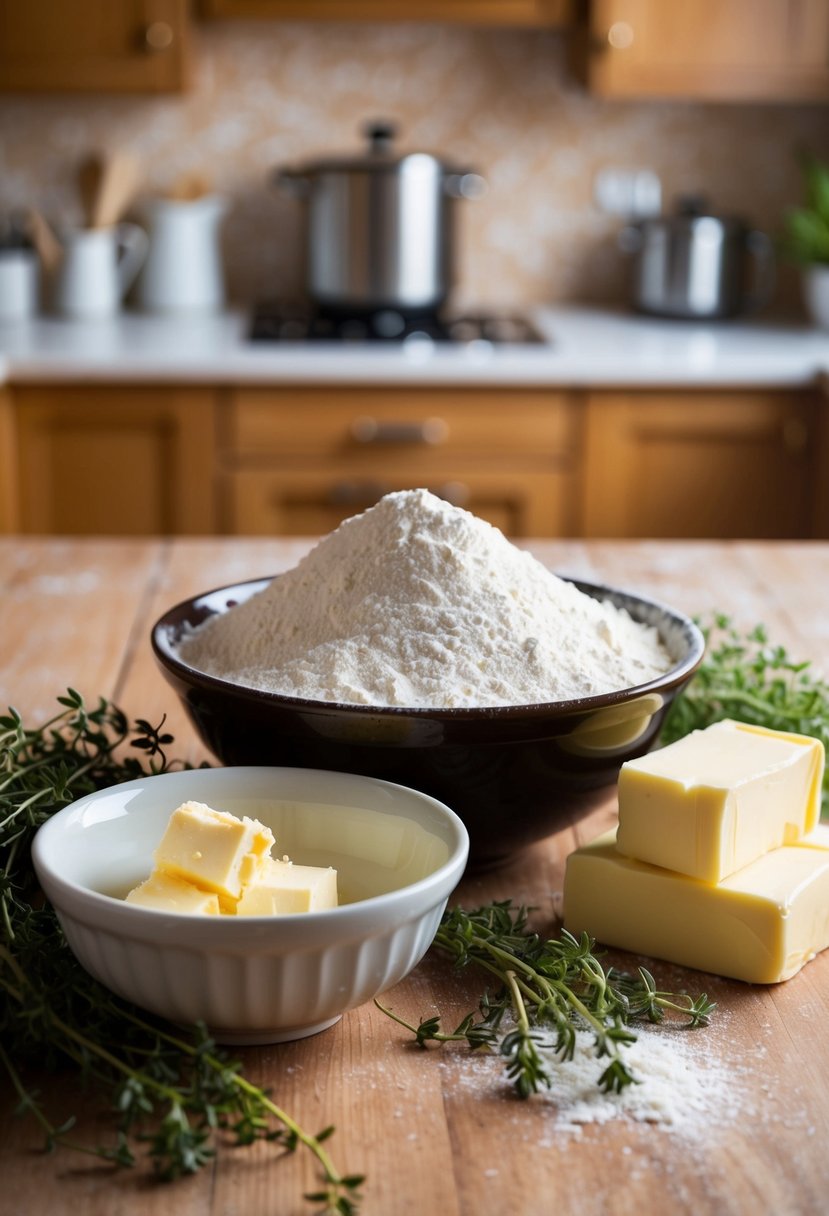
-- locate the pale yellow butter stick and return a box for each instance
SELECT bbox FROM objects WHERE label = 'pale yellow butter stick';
[616,719,824,883]
[563,829,829,985]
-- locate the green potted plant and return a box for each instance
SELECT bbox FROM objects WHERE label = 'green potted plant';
[782,152,829,329]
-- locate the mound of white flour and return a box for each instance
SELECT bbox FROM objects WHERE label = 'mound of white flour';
[180,489,672,708]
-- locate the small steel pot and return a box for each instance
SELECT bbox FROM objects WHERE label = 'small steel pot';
[276,121,485,314]
[621,197,775,320]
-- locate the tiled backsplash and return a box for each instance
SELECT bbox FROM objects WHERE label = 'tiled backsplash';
[2,20,828,312]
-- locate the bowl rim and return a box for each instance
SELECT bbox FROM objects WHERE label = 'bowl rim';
[31,765,470,936]
[150,573,706,719]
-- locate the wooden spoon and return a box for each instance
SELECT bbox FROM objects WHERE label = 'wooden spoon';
[24,209,63,272]
[167,171,212,202]
[77,154,104,228]
[81,152,141,228]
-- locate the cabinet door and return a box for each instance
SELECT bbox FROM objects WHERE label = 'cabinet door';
[220,386,582,538]
[14,386,217,535]
[586,0,829,100]
[0,0,188,93]
[221,466,575,537]
[228,387,576,460]
[583,391,815,539]
[201,1,571,25]
[0,389,18,532]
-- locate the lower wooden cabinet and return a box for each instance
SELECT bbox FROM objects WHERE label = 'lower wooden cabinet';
[582,390,817,539]
[222,465,571,537]
[1,380,826,539]
[218,386,582,537]
[11,385,218,535]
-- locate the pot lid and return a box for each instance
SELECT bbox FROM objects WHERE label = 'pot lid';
[282,119,465,176]
[664,194,748,230]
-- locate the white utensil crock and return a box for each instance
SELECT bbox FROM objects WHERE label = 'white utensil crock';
[54,223,148,318]
[0,248,39,320]
[804,265,829,331]
[136,195,227,314]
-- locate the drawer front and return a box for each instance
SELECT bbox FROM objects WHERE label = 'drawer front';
[221,466,580,538]
[227,388,578,461]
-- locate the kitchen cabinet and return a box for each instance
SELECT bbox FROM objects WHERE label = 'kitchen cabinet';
[200,0,572,24]
[3,381,827,541]
[12,386,217,535]
[0,389,18,533]
[0,0,189,94]
[217,386,582,536]
[582,390,819,539]
[583,0,829,101]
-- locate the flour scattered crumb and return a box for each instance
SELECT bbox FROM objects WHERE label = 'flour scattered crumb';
[439,1022,747,1140]
[180,489,673,709]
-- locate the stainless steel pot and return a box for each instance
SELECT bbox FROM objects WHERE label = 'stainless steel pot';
[622,197,775,319]
[276,121,485,314]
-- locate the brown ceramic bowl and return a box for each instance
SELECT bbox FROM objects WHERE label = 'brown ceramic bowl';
[151,577,704,868]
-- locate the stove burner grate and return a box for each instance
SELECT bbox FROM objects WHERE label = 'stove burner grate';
[249,302,546,345]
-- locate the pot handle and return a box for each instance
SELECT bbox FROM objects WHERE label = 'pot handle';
[743,229,776,315]
[443,172,487,201]
[273,167,310,197]
[364,119,397,155]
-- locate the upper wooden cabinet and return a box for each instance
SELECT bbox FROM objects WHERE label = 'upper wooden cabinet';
[200,0,572,25]
[583,0,829,101]
[0,0,189,93]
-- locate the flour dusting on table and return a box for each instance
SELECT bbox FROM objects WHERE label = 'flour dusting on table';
[180,488,672,708]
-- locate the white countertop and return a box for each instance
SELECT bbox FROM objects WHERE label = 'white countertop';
[2,305,829,388]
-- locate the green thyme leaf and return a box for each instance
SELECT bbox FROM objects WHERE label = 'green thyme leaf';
[0,690,360,1213]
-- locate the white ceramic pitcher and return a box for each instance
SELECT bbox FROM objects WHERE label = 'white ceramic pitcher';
[54,223,148,318]
[136,195,227,314]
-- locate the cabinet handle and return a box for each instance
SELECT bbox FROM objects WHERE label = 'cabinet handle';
[606,20,634,49]
[326,480,469,508]
[350,416,449,446]
[434,481,470,507]
[144,21,175,52]
[327,479,388,507]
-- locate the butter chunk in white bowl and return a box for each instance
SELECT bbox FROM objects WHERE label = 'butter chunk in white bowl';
[32,766,469,1044]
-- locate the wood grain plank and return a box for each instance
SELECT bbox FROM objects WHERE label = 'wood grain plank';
[2,538,829,1216]
[0,538,164,719]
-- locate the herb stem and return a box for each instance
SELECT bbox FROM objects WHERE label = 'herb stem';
[109,1003,351,1197]
[1,692,360,1213]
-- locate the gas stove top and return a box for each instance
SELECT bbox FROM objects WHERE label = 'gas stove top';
[249,302,546,345]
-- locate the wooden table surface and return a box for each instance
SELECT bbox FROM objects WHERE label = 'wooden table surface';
[2,536,829,1216]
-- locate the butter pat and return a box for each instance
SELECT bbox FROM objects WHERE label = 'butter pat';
[616,719,824,883]
[563,829,829,984]
[236,857,338,915]
[153,800,274,909]
[125,800,339,917]
[125,870,221,915]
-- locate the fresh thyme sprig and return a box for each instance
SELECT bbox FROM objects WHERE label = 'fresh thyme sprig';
[378,901,715,1098]
[661,614,829,814]
[0,690,361,1216]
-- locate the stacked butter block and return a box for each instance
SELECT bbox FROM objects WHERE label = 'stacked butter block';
[563,719,829,983]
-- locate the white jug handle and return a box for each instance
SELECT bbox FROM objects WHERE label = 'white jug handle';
[743,230,776,315]
[115,223,149,296]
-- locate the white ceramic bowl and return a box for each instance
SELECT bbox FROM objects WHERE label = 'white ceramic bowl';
[32,766,469,1044]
